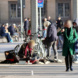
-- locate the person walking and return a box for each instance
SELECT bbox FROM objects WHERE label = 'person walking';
[45,21,58,60]
[58,20,78,72]
[56,17,63,49]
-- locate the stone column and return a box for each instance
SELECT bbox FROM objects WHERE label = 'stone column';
[73,0,78,20]
[31,0,38,39]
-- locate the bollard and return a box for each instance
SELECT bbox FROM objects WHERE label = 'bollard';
[31,70,34,76]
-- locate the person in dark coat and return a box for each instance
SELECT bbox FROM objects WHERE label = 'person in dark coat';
[24,18,29,35]
[58,20,78,72]
[18,40,38,64]
[8,24,15,36]
[45,21,58,59]
[73,22,78,33]
[56,17,63,29]
[47,16,52,24]
[56,17,63,49]
[0,24,5,36]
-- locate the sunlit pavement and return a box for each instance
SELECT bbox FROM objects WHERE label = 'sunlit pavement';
[0,64,78,78]
[0,43,78,77]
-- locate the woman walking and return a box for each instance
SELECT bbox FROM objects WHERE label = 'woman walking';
[58,20,78,72]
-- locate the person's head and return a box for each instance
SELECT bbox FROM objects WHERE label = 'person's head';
[48,16,51,20]
[24,18,27,21]
[28,18,31,21]
[13,23,16,28]
[5,52,9,56]
[64,20,72,28]
[2,24,5,27]
[73,22,77,27]
[58,17,61,20]
[28,40,35,48]
[44,18,47,22]
[5,23,9,29]
[44,21,51,27]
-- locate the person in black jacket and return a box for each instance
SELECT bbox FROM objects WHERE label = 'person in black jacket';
[8,24,15,36]
[47,16,52,24]
[56,17,63,29]
[56,17,63,49]
[24,18,29,35]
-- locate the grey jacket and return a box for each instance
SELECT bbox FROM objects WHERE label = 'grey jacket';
[47,24,58,42]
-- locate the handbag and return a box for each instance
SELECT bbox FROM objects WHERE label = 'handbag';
[42,37,50,45]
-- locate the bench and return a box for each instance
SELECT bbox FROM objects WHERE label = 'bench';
[0,36,19,43]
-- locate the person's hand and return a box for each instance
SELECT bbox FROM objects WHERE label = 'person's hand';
[23,56,26,58]
[61,29,65,32]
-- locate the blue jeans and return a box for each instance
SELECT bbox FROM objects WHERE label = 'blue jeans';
[43,30,47,38]
[2,33,11,42]
[58,35,63,48]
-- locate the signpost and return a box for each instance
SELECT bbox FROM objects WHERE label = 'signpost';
[17,0,25,41]
[38,0,44,34]
[20,0,23,41]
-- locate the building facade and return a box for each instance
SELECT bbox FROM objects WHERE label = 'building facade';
[0,0,77,23]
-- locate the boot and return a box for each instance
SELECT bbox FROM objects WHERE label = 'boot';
[65,57,69,72]
[70,56,73,71]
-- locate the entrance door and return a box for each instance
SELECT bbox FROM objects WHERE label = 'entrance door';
[56,0,71,20]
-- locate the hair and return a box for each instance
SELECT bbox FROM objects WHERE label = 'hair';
[64,20,72,28]
[44,21,51,27]
[29,40,35,46]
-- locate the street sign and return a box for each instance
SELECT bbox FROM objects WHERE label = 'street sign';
[38,0,44,8]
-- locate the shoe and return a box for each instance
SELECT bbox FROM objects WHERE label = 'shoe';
[45,61,50,64]
[70,68,73,71]
[10,40,13,43]
[66,68,69,72]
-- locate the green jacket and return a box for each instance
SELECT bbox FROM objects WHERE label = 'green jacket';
[58,27,78,56]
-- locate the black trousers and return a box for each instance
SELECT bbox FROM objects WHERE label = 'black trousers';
[65,49,73,69]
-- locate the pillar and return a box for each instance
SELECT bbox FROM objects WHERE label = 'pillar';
[73,0,78,20]
[31,0,38,39]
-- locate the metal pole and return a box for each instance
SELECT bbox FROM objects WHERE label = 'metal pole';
[39,7,42,35]
[20,0,23,41]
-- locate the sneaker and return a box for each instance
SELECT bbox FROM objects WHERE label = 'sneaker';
[54,59,62,63]
[10,40,13,43]
[39,62,44,64]
[45,61,50,64]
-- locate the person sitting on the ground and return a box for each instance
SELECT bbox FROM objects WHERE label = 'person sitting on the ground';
[1,23,13,43]
[18,40,38,64]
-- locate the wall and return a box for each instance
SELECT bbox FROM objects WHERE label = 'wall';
[47,0,56,21]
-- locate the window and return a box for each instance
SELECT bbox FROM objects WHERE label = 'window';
[10,2,21,18]
[58,3,70,18]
